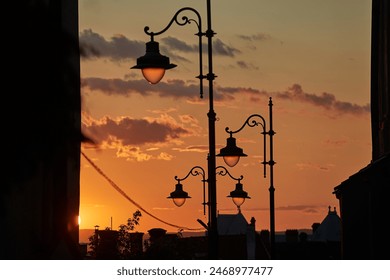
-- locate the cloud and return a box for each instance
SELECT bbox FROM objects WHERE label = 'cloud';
[82,114,195,161]
[212,39,240,57]
[81,77,235,101]
[172,145,209,153]
[275,84,370,116]
[236,60,259,70]
[276,205,326,214]
[79,29,144,61]
[115,146,153,162]
[82,74,369,117]
[83,115,190,146]
[161,36,197,53]
[79,29,240,62]
[237,33,273,42]
[219,204,326,214]
[295,162,335,172]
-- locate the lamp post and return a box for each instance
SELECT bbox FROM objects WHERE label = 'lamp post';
[132,0,218,259]
[167,165,250,230]
[217,97,276,259]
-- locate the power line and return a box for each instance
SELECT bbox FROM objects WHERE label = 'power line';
[81,151,204,231]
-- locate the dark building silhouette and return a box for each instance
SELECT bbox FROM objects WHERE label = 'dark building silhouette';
[95,229,119,259]
[276,207,341,260]
[2,1,81,259]
[333,0,390,259]
[129,232,145,257]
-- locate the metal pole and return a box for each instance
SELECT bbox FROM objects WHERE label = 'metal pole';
[206,0,218,260]
[268,97,276,259]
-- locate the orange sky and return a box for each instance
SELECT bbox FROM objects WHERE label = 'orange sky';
[78,0,372,236]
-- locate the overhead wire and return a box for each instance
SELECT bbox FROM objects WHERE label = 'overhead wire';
[81,150,204,231]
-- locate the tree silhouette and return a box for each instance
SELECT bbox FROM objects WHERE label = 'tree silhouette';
[88,210,142,259]
[117,210,142,259]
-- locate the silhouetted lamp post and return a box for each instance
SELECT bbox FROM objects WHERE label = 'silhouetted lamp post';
[168,165,250,227]
[132,0,219,259]
[217,97,276,259]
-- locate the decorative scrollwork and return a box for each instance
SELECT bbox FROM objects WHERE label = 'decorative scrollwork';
[225,114,266,136]
[215,166,243,182]
[175,165,205,183]
[144,7,202,40]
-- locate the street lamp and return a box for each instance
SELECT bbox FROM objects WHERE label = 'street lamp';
[167,165,250,227]
[217,97,276,259]
[132,0,219,259]
[216,166,250,211]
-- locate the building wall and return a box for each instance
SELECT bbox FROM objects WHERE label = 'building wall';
[333,0,390,260]
[1,1,81,259]
[371,0,390,160]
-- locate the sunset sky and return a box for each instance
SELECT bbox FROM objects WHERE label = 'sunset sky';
[78,0,372,237]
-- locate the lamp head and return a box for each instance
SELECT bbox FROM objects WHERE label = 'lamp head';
[131,40,176,84]
[167,183,191,207]
[217,136,247,167]
[227,182,250,207]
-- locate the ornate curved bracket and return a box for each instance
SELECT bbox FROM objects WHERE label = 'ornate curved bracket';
[215,165,243,183]
[174,165,207,214]
[174,165,206,183]
[225,114,266,137]
[143,7,206,98]
[144,7,202,40]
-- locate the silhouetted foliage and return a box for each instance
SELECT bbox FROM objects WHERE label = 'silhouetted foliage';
[88,210,142,259]
[117,210,142,259]
[88,230,99,259]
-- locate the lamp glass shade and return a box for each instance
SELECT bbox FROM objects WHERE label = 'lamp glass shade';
[232,197,246,207]
[172,197,186,207]
[142,68,165,84]
[223,155,240,167]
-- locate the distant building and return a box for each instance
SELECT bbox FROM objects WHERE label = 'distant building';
[311,206,341,242]
[217,213,263,259]
[276,207,341,259]
[142,212,269,259]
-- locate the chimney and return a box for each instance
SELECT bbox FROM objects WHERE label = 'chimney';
[130,232,145,256]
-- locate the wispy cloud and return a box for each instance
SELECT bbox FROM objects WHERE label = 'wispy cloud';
[79,29,144,61]
[81,77,235,101]
[276,205,327,214]
[79,30,368,116]
[212,38,240,57]
[82,77,369,117]
[220,204,327,214]
[237,33,273,42]
[295,162,335,172]
[269,205,328,214]
[247,84,370,116]
[275,84,370,116]
[79,29,240,62]
[82,114,195,161]
[172,145,209,153]
[83,115,190,145]
[236,60,259,70]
